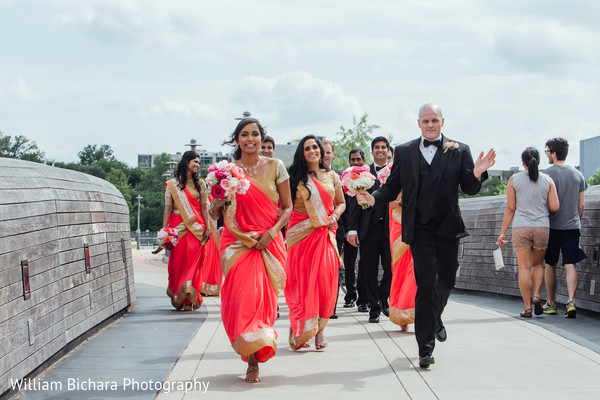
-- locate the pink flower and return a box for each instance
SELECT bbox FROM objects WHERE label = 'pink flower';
[350,172,359,180]
[211,184,226,199]
[215,169,229,180]
[208,165,217,172]
[220,179,232,191]
[230,165,243,179]
[239,178,250,192]
[444,141,459,153]
[352,165,370,174]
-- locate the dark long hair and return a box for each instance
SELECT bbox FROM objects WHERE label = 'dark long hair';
[174,151,201,192]
[288,135,328,200]
[521,147,540,183]
[223,118,266,160]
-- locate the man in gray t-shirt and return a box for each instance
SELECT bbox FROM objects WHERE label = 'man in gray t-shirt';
[543,138,588,318]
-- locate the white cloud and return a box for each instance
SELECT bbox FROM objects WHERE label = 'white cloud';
[232,72,361,127]
[143,97,224,120]
[12,76,42,101]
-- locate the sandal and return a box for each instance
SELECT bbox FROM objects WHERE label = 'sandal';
[520,308,533,318]
[532,297,543,316]
[315,331,328,350]
[288,327,308,351]
[245,365,260,383]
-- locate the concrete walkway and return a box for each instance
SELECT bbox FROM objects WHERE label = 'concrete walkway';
[7,249,600,399]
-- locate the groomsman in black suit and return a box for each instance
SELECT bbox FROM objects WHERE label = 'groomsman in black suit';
[342,149,367,310]
[348,137,393,324]
[358,103,495,368]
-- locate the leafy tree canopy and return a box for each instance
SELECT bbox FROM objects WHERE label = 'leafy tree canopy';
[588,168,600,186]
[78,144,115,165]
[331,113,380,171]
[0,131,45,163]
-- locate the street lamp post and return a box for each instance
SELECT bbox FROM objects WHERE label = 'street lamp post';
[136,195,143,250]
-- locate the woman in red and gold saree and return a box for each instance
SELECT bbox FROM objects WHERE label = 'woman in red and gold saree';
[211,118,292,384]
[162,151,210,311]
[285,135,345,351]
[198,195,222,296]
[388,196,417,331]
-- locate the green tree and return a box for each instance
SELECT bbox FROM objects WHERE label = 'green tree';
[0,131,45,163]
[331,113,380,170]
[78,144,115,165]
[588,168,600,186]
[459,177,507,198]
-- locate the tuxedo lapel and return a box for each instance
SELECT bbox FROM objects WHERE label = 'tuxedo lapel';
[410,139,420,186]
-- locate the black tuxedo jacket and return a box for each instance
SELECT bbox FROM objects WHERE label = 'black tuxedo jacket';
[372,135,487,244]
[348,163,389,241]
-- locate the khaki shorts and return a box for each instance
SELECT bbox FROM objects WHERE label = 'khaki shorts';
[512,227,549,252]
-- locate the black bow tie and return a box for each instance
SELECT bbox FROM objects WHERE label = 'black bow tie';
[423,139,441,149]
[375,165,385,172]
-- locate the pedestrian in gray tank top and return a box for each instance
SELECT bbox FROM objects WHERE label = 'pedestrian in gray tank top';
[497,147,559,318]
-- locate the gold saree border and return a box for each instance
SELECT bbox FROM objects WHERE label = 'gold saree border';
[389,306,415,326]
[289,316,329,349]
[200,283,220,296]
[166,281,202,310]
[232,327,278,357]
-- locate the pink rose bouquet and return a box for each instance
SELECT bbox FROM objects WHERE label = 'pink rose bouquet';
[205,160,250,206]
[157,227,178,250]
[340,165,377,209]
[377,163,392,185]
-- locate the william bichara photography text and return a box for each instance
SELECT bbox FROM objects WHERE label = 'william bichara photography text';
[10,378,210,394]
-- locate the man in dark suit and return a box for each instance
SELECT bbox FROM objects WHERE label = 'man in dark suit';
[342,149,367,310]
[348,137,393,324]
[358,103,495,368]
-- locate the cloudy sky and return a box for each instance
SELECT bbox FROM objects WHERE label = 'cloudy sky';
[2,0,599,169]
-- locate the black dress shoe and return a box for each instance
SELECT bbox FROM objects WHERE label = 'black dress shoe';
[151,247,163,254]
[343,300,355,308]
[330,313,338,319]
[382,306,390,317]
[368,316,380,323]
[357,304,369,313]
[435,324,447,342]
[419,354,435,368]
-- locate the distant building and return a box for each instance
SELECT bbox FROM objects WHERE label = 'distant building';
[580,135,600,179]
[137,150,230,169]
[137,153,181,169]
[488,167,519,181]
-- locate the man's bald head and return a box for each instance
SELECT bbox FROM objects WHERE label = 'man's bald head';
[418,103,443,120]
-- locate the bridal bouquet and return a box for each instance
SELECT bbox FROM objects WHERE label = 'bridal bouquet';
[340,165,377,209]
[205,160,250,205]
[157,227,179,250]
[377,163,393,185]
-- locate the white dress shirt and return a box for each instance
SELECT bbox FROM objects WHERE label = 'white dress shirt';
[419,135,442,165]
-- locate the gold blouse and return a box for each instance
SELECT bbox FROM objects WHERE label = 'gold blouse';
[165,179,208,209]
[293,170,341,214]
[249,158,289,205]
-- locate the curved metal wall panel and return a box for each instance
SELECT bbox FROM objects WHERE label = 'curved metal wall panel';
[0,158,135,395]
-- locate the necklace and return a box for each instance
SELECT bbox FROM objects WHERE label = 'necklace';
[239,157,261,177]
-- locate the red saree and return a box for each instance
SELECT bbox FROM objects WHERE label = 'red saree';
[165,179,207,310]
[285,174,340,349]
[388,201,417,327]
[219,177,287,363]
[199,195,222,296]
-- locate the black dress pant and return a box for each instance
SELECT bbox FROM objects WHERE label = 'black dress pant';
[359,226,392,317]
[343,241,359,303]
[410,226,459,357]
